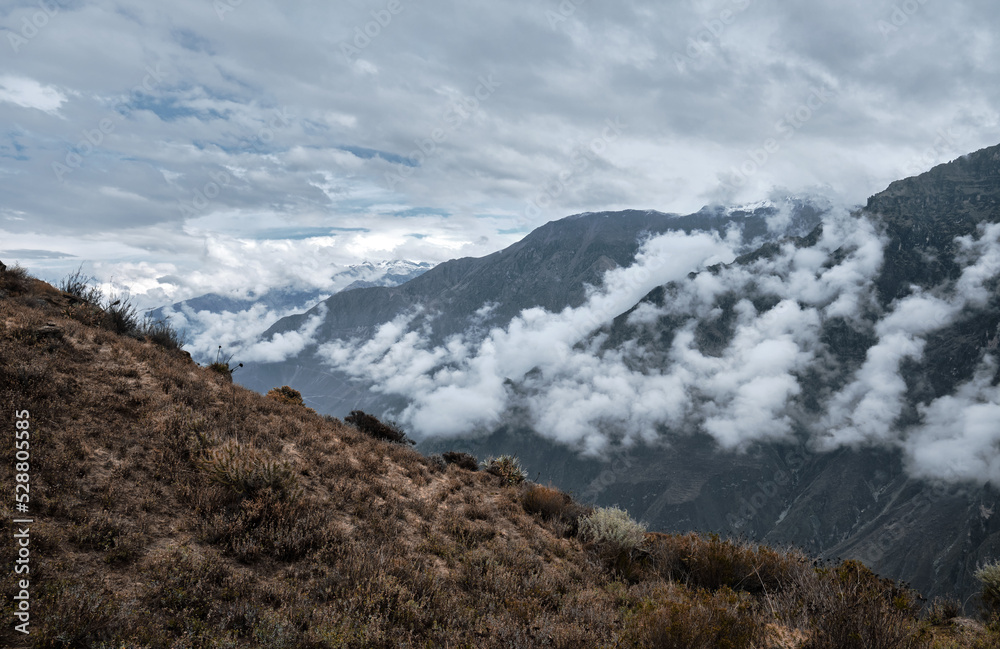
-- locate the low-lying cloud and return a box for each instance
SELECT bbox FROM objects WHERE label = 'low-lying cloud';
[314,211,1000,483]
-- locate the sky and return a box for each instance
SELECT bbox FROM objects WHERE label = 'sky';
[1,0,999,306]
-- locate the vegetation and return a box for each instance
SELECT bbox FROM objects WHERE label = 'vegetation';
[345,409,413,445]
[0,262,998,647]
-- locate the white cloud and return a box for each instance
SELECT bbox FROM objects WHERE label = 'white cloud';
[0,75,68,115]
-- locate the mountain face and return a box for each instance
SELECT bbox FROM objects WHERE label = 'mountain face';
[152,260,433,362]
[236,145,1000,600]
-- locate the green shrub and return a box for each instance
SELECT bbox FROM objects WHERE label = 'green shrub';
[976,560,1000,617]
[578,506,646,553]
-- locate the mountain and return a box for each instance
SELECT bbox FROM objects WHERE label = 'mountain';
[3,263,981,648]
[150,260,433,362]
[234,145,1000,601]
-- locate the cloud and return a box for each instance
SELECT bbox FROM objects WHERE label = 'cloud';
[0,75,68,115]
[315,209,1000,485]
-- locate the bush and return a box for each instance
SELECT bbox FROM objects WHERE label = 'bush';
[442,451,479,471]
[345,410,413,445]
[482,454,527,485]
[976,560,1000,617]
[578,506,646,553]
[0,261,32,295]
[630,587,766,649]
[102,289,140,335]
[201,440,300,500]
[207,346,241,382]
[267,385,307,407]
[59,265,102,304]
[138,313,185,350]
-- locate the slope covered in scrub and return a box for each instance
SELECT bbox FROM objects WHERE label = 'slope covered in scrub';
[0,263,996,648]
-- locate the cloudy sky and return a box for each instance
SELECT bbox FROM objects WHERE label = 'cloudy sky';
[1,0,999,305]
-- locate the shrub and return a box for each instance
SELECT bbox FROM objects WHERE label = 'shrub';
[976,560,1000,617]
[201,440,300,500]
[0,261,32,295]
[59,265,103,304]
[578,506,646,553]
[345,410,413,445]
[481,454,527,485]
[208,346,242,381]
[138,313,185,350]
[805,559,926,649]
[630,587,766,649]
[267,385,307,407]
[926,597,961,625]
[442,451,479,471]
[102,289,140,335]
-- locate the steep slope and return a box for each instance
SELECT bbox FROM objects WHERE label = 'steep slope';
[2,265,985,648]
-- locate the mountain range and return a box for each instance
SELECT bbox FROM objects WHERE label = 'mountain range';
[233,145,1000,600]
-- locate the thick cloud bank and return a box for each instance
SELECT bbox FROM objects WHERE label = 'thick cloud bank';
[316,212,1000,483]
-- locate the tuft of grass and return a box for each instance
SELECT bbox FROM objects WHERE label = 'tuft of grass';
[200,440,300,500]
[578,506,647,553]
[0,261,32,295]
[481,454,527,485]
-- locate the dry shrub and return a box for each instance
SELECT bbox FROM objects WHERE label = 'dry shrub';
[442,451,479,471]
[346,409,413,445]
[579,506,646,553]
[804,560,928,649]
[628,586,766,649]
[201,440,300,500]
[33,582,124,648]
[647,532,808,596]
[522,484,588,536]
[267,385,307,407]
[0,262,32,295]
[976,560,1000,618]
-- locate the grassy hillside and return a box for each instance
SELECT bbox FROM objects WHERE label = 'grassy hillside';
[0,263,997,648]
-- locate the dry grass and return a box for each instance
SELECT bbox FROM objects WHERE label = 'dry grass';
[0,264,996,648]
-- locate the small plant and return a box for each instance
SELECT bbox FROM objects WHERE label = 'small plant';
[578,506,647,553]
[201,440,299,500]
[442,451,479,471]
[0,261,32,295]
[345,410,413,445]
[138,313,186,350]
[481,454,527,485]
[208,345,242,381]
[267,385,307,407]
[976,559,1000,617]
[59,265,103,304]
[102,288,140,335]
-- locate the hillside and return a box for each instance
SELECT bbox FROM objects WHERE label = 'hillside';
[2,266,998,646]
